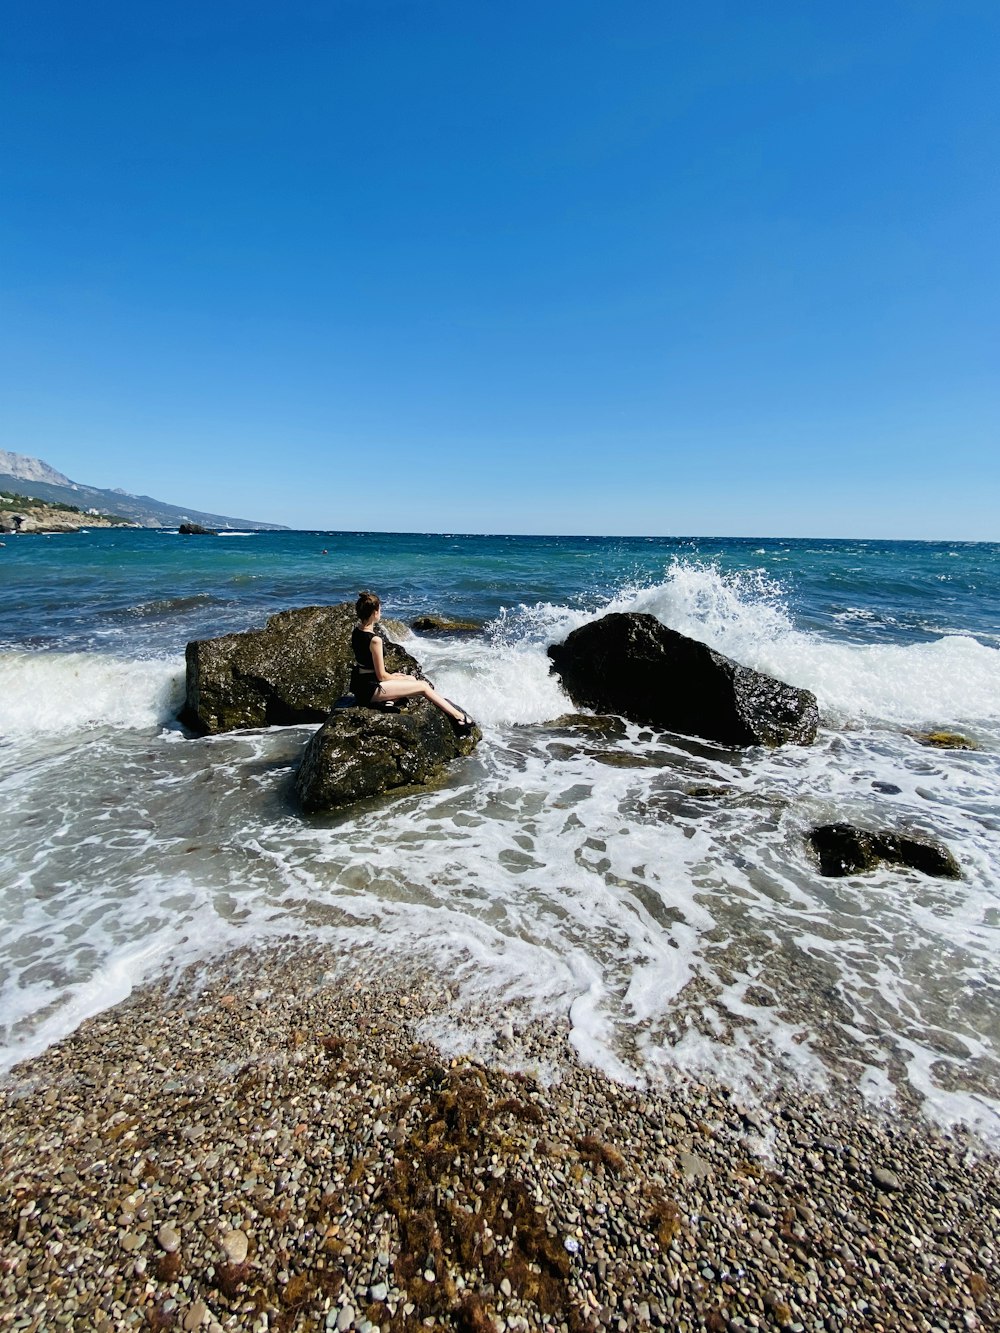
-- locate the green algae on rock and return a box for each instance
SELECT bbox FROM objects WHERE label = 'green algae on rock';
[913,730,980,751]
[410,614,483,634]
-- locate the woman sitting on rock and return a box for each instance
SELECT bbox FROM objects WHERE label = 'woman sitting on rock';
[351,591,475,737]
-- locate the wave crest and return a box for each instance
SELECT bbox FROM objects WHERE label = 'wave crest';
[426,561,1000,731]
[0,651,185,737]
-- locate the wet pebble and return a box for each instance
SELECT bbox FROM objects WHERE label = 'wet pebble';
[872,1166,901,1191]
[157,1223,181,1253]
[221,1228,248,1264]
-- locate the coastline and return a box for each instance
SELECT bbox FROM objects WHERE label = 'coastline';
[2,941,996,1331]
[0,503,131,535]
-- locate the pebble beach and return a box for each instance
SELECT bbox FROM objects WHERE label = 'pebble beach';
[2,940,997,1333]
[5,2,1000,1325]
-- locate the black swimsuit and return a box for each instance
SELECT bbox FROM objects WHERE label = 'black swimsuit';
[350,626,383,705]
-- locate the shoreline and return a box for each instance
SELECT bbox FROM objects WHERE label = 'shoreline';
[2,941,997,1331]
[0,503,132,535]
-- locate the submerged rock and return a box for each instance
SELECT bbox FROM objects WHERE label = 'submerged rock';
[295,700,480,812]
[547,612,818,748]
[809,823,961,879]
[913,730,979,751]
[410,614,482,634]
[548,713,628,737]
[381,618,412,640]
[180,603,421,735]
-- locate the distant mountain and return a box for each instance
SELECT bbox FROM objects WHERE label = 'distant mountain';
[0,451,73,487]
[0,451,287,530]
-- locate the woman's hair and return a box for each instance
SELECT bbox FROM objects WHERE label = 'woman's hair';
[356,590,381,622]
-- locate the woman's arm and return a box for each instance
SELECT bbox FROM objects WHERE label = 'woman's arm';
[369,634,407,683]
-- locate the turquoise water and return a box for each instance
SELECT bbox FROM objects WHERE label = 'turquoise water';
[2,529,998,654]
[1,530,999,1137]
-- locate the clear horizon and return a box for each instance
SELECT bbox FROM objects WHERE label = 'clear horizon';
[5,447,998,543]
[3,2,998,541]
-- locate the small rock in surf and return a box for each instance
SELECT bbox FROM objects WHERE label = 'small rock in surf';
[808,823,961,879]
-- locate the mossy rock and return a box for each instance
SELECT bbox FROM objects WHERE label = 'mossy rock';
[913,730,979,751]
[381,618,412,640]
[180,604,422,734]
[410,614,482,634]
[549,713,628,737]
[591,750,656,768]
[295,699,480,812]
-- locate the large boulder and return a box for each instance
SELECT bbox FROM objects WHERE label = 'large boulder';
[180,604,422,734]
[295,701,480,812]
[547,613,818,747]
[809,824,961,879]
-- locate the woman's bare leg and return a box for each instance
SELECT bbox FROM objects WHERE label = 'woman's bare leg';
[374,677,468,723]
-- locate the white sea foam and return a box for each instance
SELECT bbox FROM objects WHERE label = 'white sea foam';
[0,862,300,1075]
[409,630,569,726]
[2,561,999,1140]
[608,562,1000,727]
[0,935,177,1075]
[0,651,185,737]
[414,561,1000,733]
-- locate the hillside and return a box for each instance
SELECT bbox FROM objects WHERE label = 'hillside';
[0,489,132,533]
[0,451,286,530]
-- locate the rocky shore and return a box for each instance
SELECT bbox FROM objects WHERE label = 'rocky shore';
[1,943,997,1332]
[0,502,130,534]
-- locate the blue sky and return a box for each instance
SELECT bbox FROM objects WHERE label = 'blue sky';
[2,1,998,537]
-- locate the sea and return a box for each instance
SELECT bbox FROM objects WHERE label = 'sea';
[1,529,999,1139]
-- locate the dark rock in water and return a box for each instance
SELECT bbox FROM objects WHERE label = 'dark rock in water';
[546,612,818,748]
[295,699,480,812]
[871,781,902,795]
[178,522,215,535]
[180,603,422,734]
[410,614,482,634]
[809,823,961,879]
